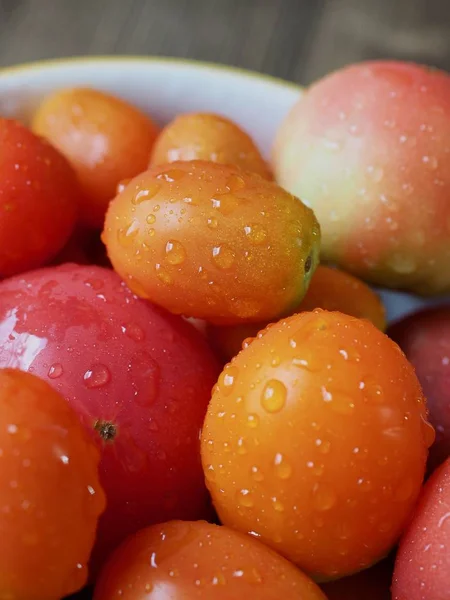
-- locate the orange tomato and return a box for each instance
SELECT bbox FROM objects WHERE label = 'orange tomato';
[201,310,432,580]
[208,265,387,361]
[150,112,272,178]
[32,88,159,228]
[103,160,320,325]
[94,520,327,600]
[0,369,105,600]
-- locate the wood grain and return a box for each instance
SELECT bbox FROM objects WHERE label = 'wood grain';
[0,0,448,84]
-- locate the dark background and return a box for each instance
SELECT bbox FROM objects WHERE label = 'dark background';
[0,0,449,84]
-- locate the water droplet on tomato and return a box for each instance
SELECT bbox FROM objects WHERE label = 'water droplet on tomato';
[48,363,63,379]
[250,465,264,482]
[261,379,287,413]
[421,415,436,448]
[274,453,292,479]
[124,323,145,342]
[272,497,285,512]
[227,174,246,193]
[146,213,156,224]
[247,414,259,428]
[207,217,218,229]
[237,437,248,455]
[244,223,267,245]
[165,240,186,265]
[83,364,111,388]
[132,182,160,205]
[212,244,235,269]
[236,489,254,507]
[117,220,140,247]
[366,165,384,182]
[313,483,337,511]
[219,365,238,395]
[155,264,173,285]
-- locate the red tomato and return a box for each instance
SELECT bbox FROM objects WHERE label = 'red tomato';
[0,264,219,571]
[392,457,450,600]
[32,88,159,228]
[0,118,78,277]
[202,310,432,580]
[0,369,105,600]
[94,520,327,600]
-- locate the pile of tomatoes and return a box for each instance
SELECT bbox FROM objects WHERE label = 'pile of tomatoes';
[0,60,449,600]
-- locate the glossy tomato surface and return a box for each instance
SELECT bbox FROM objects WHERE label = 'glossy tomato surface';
[103,160,320,324]
[202,310,431,580]
[0,369,105,600]
[0,118,78,277]
[0,264,219,570]
[32,88,159,229]
[94,520,327,600]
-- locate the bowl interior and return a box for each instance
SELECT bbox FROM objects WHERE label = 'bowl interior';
[0,57,446,324]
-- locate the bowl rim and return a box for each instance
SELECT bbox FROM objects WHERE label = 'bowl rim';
[0,55,302,92]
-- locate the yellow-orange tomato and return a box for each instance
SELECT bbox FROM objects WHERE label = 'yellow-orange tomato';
[32,88,159,228]
[94,520,327,600]
[103,161,320,325]
[150,112,272,179]
[201,310,432,581]
[208,265,386,361]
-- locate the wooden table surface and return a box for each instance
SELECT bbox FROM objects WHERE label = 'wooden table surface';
[1,0,449,84]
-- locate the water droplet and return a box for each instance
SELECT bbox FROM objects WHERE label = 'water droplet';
[207,217,218,229]
[123,323,145,342]
[422,155,438,170]
[237,437,248,455]
[212,244,235,269]
[219,365,238,395]
[165,240,186,265]
[155,264,173,285]
[117,220,140,247]
[421,416,435,448]
[146,213,156,224]
[316,439,331,454]
[261,379,287,413]
[323,138,342,152]
[48,363,63,379]
[348,124,360,135]
[321,386,333,402]
[227,174,246,192]
[274,453,292,479]
[157,168,186,182]
[237,489,254,507]
[388,253,417,274]
[211,572,227,586]
[132,182,160,204]
[271,356,281,367]
[247,414,259,428]
[83,364,111,389]
[144,583,153,593]
[250,465,264,482]
[331,392,355,415]
[272,497,285,512]
[366,165,384,183]
[313,483,337,511]
[243,223,267,245]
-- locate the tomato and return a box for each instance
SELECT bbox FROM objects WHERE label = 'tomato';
[0,264,219,571]
[150,112,272,179]
[0,369,105,600]
[201,310,432,580]
[392,457,450,600]
[32,88,159,229]
[0,118,78,277]
[208,265,387,362]
[93,520,327,600]
[103,160,320,325]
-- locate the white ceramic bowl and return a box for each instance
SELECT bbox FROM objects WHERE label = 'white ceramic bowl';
[0,56,445,324]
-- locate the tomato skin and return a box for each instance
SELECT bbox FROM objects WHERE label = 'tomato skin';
[208,265,386,362]
[0,264,219,570]
[150,112,272,179]
[93,520,327,600]
[201,310,431,580]
[0,118,78,277]
[392,458,450,600]
[103,160,320,325]
[32,88,159,229]
[0,369,105,600]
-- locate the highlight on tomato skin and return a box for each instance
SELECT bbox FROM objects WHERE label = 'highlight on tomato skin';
[201,309,433,581]
[32,87,159,229]
[0,263,220,574]
[0,369,105,600]
[93,520,328,600]
[103,160,321,325]
[207,265,387,362]
[0,118,79,278]
[150,112,273,179]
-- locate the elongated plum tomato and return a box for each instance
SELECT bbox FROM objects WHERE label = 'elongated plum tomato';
[274,61,450,295]
[150,112,272,179]
[201,310,433,580]
[0,369,105,600]
[32,88,159,229]
[0,118,78,277]
[103,160,320,325]
[208,265,387,361]
[94,520,327,600]
[0,264,219,571]
[392,458,450,600]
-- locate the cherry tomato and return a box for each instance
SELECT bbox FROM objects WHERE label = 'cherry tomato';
[103,160,320,324]
[201,310,432,580]
[150,112,272,178]
[0,264,219,571]
[0,369,105,600]
[0,118,78,277]
[32,88,159,228]
[94,520,327,600]
[208,265,387,361]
